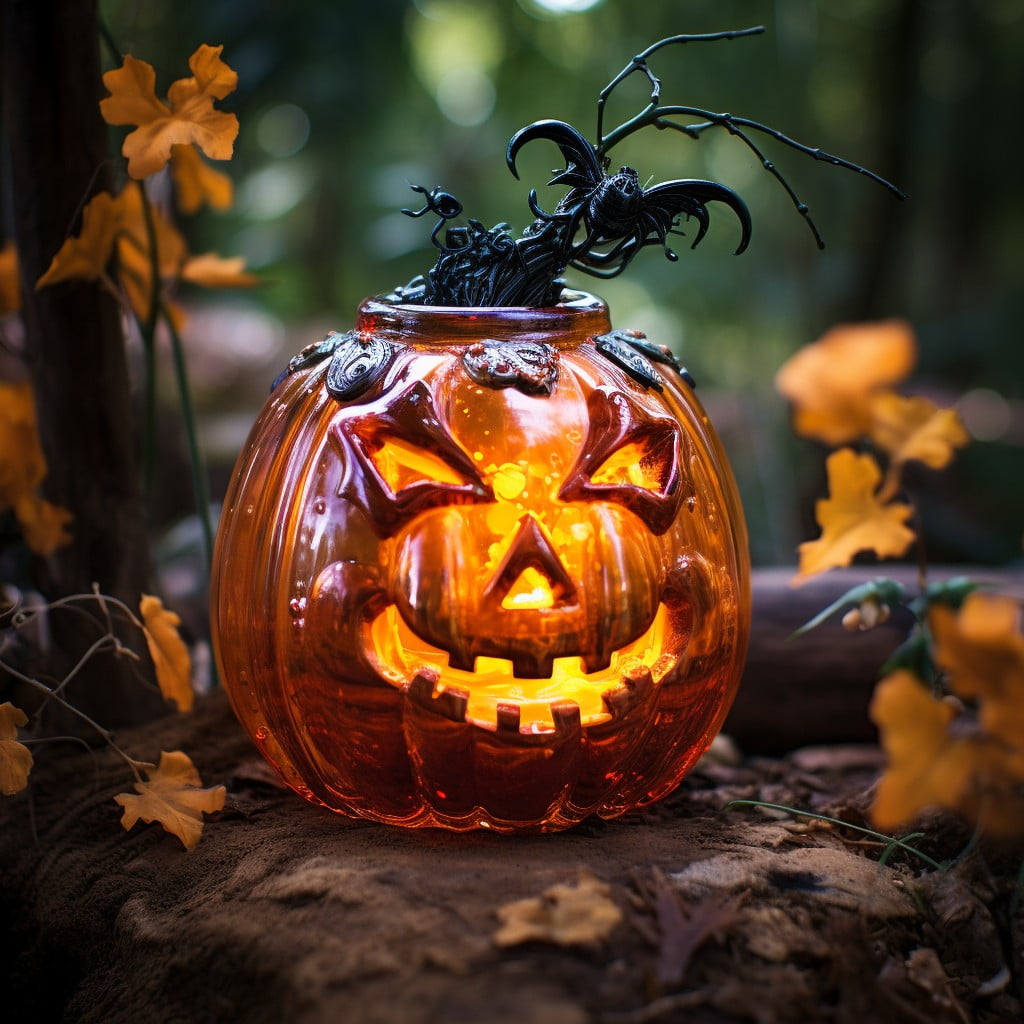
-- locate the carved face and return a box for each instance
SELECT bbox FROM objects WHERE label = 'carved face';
[212,296,749,832]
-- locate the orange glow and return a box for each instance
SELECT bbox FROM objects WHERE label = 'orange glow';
[371,434,468,490]
[368,602,674,729]
[501,566,556,610]
[590,440,663,490]
[212,293,751,832]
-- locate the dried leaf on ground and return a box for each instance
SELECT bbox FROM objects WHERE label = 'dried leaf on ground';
[878,947,971,1024]
[0,702,33,795]
[494,873,622,947]
[775,321,916,445]
[796,449,915,580]
[869,393,970,470]
[0,240,19,314]
[114,750,225,851]
[100,45,239,179]
[170,144,233,213]
[140,594,193,711]
[650,867,741,988]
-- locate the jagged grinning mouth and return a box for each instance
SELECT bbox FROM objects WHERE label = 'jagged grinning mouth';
[366,603,679,731]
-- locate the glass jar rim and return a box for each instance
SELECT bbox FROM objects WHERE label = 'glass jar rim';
[356,289,611,347]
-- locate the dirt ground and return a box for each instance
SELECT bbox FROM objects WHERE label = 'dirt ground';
[2,690,1021,1024]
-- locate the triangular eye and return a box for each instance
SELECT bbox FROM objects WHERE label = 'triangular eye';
[558,389,689,535]
[589,432,677,494]
[369,434,471,494]
[333,380,492,537]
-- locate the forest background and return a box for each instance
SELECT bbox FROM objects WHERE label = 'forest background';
[3,0,1022,623]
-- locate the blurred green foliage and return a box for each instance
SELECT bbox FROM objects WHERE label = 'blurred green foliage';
[99,0,1023,566]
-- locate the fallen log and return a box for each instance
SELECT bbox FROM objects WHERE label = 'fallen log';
[729,565,1023,753]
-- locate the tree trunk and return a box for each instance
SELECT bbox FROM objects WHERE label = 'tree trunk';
[2,0,165,727]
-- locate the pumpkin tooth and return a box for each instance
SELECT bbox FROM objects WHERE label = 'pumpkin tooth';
[601,664,654,719]
[404,669,438,701]
[550,699,582,735]
[495,703,521,733]
[405,668,469,723]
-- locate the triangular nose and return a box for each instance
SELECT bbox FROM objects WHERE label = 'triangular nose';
[501,566,556,610]
[483,513,577,611]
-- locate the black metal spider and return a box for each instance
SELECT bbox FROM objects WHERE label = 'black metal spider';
[393,27,904,308]
[402,185,464,249]
[506,118,751,279]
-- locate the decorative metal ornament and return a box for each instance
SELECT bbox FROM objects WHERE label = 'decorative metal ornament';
[593,331,666,392]
[462,340,560,396]
[325,334,398,402]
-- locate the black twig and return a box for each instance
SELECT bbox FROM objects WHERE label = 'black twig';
[595,27,766,148]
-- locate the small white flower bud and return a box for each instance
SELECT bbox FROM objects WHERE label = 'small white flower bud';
[841,608,862,631]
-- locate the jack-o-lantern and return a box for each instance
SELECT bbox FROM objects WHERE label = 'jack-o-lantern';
[211,291,750,831]
[210,27,901,832]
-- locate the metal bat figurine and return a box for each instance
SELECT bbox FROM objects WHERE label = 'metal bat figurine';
[391,27,904,308]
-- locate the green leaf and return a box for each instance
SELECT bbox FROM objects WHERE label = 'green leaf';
[881,627,935,684]
[908,576,982,617]
[790,577,906,639]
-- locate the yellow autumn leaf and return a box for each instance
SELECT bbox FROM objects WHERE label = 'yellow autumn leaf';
[0,381,46,505]
[35,191,123,289]
[0,382,73,556]
[170,144,233,213]
[776,320,916,445]
[0,702,33,796]
[13,494,73,557]
[796,448,915,579]
[115,181,189,279]
[869,393,970,470]
[931,593,1024,748]
[494,873,622,947]
[114,185,189,324]
[140,593,194,712]
[38,184,189,327]
[870,671,958,829]
[181,253,261,288]
[117,243,187,330]
[0,240,19,315]
[114,750,225,851]
[100,45,239,180]
[871,671,1024,836]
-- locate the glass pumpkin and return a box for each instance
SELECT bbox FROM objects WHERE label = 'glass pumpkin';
[211,291,750,832]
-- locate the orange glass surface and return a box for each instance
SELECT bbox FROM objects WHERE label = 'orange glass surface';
[211,291,750,831]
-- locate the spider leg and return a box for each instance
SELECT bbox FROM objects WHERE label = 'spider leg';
[401,184,434,219]
[570,245,643,279]
[574,231,641,267]
[638,208,684,260]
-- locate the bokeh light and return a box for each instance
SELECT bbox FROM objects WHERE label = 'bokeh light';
[256,104,311,158]
[524,0,604,14]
